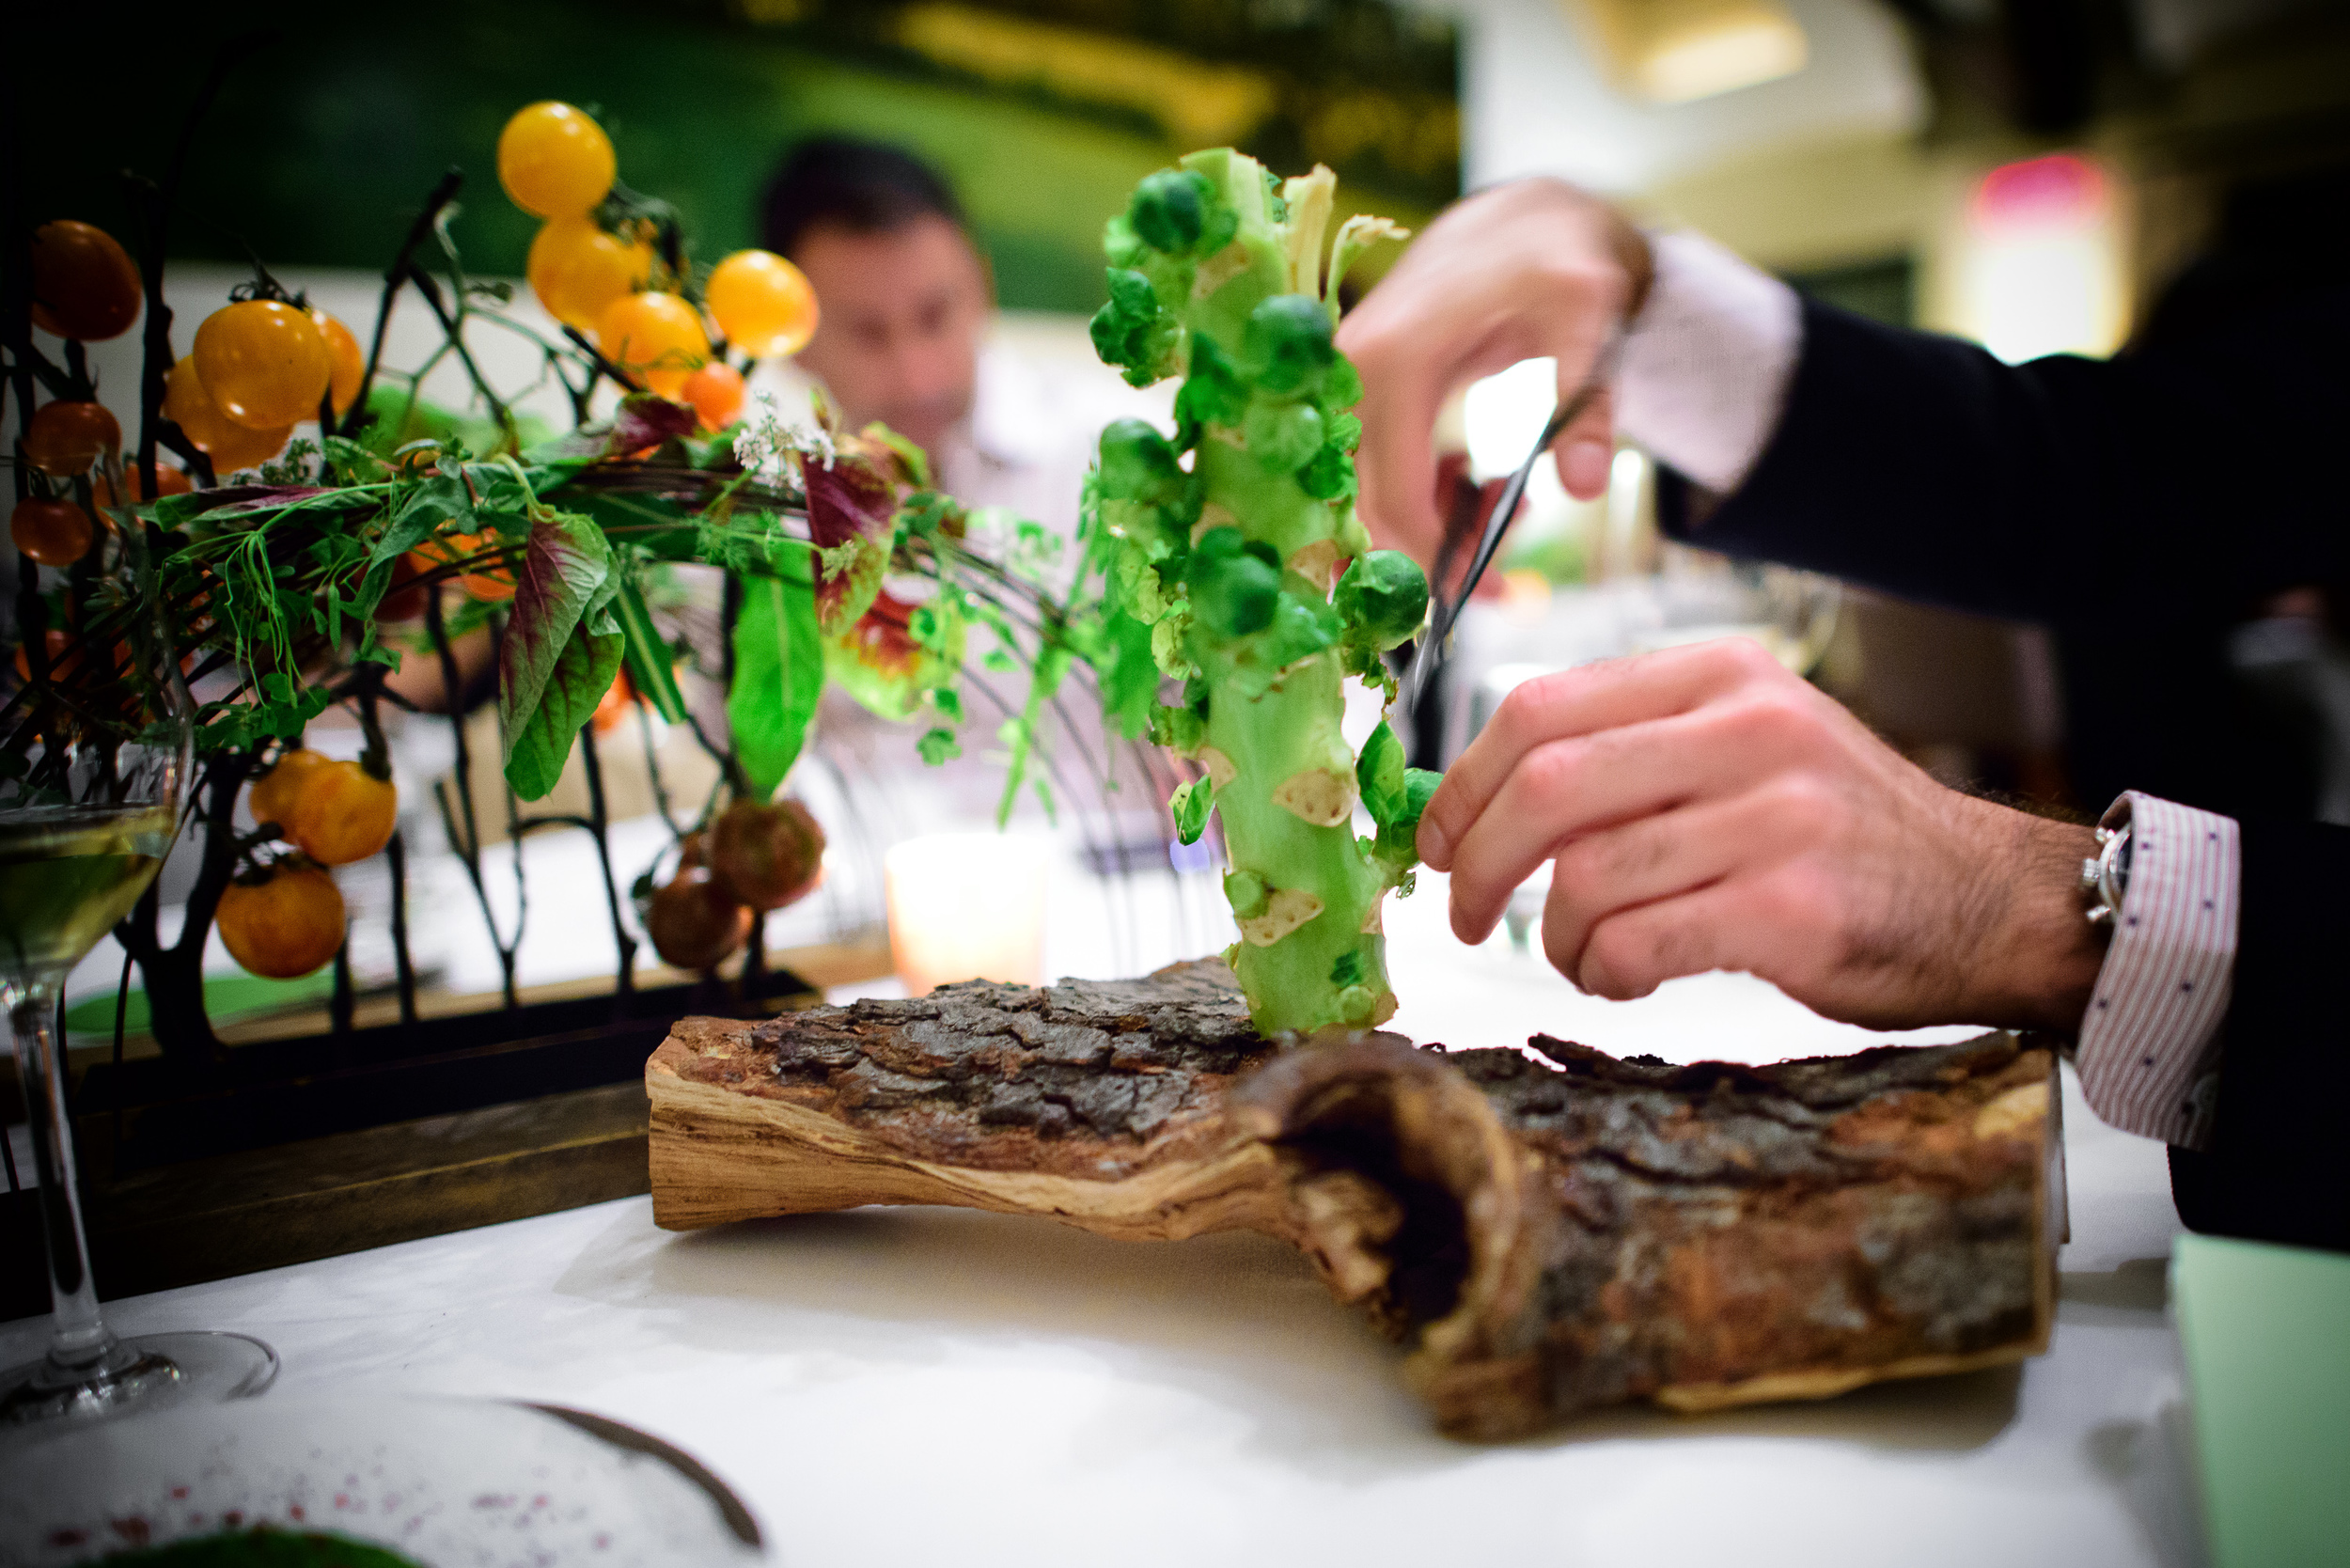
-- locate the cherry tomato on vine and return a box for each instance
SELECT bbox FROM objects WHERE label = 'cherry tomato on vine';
[528,216,653,332]
[646,866,751,971]
[164,356,292,474]
[194,301,332,429]
[498,102,616,220]
[89,463,193,510]
[22,400,120,477]
[591,668,641,734]
[10,499,93,566]
[417,530,517,602]
[248,746,330,833]
[709,798,825,911]
[11,630,94,683]
[598,290,707,399]
[705,250,819,358]
[29,221,141,341]
[309,308,365,415]
[216,862,346,980]
[680,362,745,432]
[290,760,399,867]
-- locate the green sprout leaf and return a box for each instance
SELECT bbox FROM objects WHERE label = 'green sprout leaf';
[728,541,825,801]
[1169,775,1214,845]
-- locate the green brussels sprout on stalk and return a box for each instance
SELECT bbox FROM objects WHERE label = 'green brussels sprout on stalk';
[1074,149,1427,1037]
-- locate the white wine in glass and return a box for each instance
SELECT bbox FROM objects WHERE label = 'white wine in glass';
[0,512,277,1424]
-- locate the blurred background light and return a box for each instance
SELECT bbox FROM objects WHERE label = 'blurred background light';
[1957,151,2125,365]
[1569,0,1811,105]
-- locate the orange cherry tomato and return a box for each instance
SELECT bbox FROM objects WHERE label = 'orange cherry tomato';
[10,498,93,566]
[86,462,194,534]
[163,357,292,474]
[498,102,616,220]
[590,668,640,734]
[527,216,653,332]
[22,400,120,477]
[215,863,346,980]
[417,530,517,602]
[680,362,745,432]
[193,301,332,429]
[248,746,331,834]
[290,760,399,867]
[705,250,819,358]
[309,308,365,415]
[11,630,98,683]
[29,221,142,341]
[598,290,708,399]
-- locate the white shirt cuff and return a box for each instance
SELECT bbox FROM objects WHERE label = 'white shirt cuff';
[2075,792,2240,1149]
[1613,230,1803,495]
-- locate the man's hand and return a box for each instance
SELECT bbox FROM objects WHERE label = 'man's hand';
[1415,638,2104,1033]
[1336,179,1652,570]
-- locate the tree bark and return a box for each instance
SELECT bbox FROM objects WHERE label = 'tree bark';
[648,961,2061,1438]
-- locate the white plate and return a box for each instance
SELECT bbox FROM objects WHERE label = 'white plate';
[0,1393,764,1565]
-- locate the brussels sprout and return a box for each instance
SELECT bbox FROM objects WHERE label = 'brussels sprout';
[1097,418,1181,499]
[1186,527,1280,636]
[1333,551,1429,651]
[1243,294,1336,396]
[1244,401,1324,472]
[1130,170,1210,254]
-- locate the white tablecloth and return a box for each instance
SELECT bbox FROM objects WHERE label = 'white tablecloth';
[3,875,2200,1568]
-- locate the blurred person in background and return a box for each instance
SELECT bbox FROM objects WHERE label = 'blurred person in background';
[756,136,1162,550]
[1340,175,2350,1252]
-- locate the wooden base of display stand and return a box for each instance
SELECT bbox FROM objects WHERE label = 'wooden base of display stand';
[0,933,894,1321]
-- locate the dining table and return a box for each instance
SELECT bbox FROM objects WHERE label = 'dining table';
[0,863,2204,1568]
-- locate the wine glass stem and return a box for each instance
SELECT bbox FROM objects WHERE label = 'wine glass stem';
[8,979,116,1371]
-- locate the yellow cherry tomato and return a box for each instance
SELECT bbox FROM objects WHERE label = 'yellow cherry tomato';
[309,308,365,415]
[248,746,331,834]
[163,357,291,475]
[498,102,616,220]
[704,249,819,358]
[290,759,399,867]
[527,216,653,332]
[216,863,346,980]
[598,290,707,399]
[193,301,333,429]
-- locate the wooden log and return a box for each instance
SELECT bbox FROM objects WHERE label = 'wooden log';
[647,961,2061,1438]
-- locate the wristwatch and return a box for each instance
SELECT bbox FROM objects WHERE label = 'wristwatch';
[2080,823,2133,927]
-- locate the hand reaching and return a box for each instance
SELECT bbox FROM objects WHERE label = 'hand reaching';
[1415,637,2104,1033]
[1337,179,1652,571]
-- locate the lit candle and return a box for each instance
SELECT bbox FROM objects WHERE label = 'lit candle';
[884,832,1047,996]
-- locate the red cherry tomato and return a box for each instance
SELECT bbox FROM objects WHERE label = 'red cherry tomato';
[29,221,142,341]
[22,400,121,477]
[10,499,93,566]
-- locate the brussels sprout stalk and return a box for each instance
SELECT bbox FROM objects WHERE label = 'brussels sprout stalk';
[1083,149,1433,1037]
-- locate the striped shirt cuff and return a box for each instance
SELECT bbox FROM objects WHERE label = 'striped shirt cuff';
[2075,792,2240,1149]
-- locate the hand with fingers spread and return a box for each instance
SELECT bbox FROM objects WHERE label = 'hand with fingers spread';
[1415,637,2107,1033]
[1336,179,1652,572]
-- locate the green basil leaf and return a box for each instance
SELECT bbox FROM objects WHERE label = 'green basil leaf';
[728,540,824,801]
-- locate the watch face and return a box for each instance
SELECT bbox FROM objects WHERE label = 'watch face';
[2116,831,2133,893]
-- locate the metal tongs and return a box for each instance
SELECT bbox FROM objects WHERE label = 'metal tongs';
[1401,332,1625,713]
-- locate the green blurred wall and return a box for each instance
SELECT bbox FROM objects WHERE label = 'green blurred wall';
[24,0,1433,314]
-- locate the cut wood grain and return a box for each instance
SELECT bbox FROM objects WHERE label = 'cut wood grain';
[648,961,2061,1437]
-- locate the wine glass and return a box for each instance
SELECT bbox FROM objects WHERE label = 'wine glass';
[0,477,277,1423]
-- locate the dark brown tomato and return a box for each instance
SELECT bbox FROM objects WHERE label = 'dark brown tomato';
[647,866,752,970]
[708,798,826,911]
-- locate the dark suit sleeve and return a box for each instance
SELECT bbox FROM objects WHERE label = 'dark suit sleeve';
[1655,292,2350,1251]
[2166,820,2350,1251]
[1659,290,2350,631]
